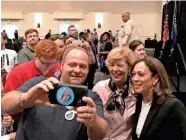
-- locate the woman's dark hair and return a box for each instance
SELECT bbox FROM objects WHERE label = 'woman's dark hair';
[79,32,84,39]
[99,34,104,43]
[102,32,111,40]
[131,56,172,104]
[82,32,91,41]
[87,29,90,33]
[129,40,143,51]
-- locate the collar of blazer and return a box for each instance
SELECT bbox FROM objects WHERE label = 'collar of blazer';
[135,93,168,138]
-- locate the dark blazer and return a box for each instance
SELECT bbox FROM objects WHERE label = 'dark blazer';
[132,94,186,140]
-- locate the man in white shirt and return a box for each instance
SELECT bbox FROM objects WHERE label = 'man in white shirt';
[118,12,140,47]
[1,33,18,73]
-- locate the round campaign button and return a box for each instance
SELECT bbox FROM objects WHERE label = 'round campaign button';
[65,110,75,121]
[54,70,61,80]
[56,86,74,106]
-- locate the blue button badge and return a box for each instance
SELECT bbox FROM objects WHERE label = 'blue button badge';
[56,86,74,105]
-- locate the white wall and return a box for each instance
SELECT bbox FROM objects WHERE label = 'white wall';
[1,1,163,41]
[2,12,162,41]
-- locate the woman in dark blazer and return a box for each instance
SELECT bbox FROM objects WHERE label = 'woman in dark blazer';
[131,56,186,140]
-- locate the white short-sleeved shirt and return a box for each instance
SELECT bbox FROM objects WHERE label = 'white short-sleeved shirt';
[1,49,18,72]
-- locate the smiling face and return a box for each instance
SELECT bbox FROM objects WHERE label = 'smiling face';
[108,59,129,85]
[61,48,89,85]
[131,61,158,95]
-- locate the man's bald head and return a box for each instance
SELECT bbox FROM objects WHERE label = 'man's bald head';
[122,12,130,16]
[122,12,130,22]
[60,45,90,85]
[61,45,90,64]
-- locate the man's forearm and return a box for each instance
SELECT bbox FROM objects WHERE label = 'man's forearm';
[87,115,108,140]
[2,91,24,115]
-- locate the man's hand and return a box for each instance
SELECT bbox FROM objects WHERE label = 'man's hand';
[83,41,91,52]
[22,77,60,107]
[8,132,16,140]
[65,37,75,47]
[76,97,97,127]
[2,114,14,128]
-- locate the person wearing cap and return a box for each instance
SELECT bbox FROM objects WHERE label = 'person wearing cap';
[50,34,65,63]
[2,45,108,140]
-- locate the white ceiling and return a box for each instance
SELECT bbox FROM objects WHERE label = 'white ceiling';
[2,1,162,13]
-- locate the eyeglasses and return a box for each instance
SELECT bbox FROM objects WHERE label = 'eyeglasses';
[69,29,76,31]
[51,34,64,39]
[39,58,57,66]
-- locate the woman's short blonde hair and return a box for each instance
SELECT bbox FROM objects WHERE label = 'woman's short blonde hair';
[106,47,136,69]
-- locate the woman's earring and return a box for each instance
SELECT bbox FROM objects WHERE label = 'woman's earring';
[153,83,156,87]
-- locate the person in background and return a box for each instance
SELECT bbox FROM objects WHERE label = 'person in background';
[45,29,51,39]
[14,30,19,40]
[68,25,77,38]
[22,39,27,48]
[2,30,8,37]
[93,47,136,140]
[131,56,186,140]
[1,113,16,140]
[1,33,18,90]
[79,32,85,41]
[129,40,146,60]
[1,45,108,140]
[119,12,140,46]
[4,39,61,93]
[17,29,39,64]
[93,28,98,37]
[61,32,67,37]
[3,39,61,132]
[50,34,65,53]
[50,34,65,63]
[1,33,18,73]
[111,36,118,49]
[99,32,112,75]
[96,34,104,68]
[1,93,16,140]
[75,29,79,38]
[87,29,90,33]
[82,32,96,89]
[108,30,112,37]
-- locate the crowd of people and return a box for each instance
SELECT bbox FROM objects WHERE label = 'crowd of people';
[1,11,186,140]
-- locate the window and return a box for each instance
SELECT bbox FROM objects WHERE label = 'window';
[1,24,18,39]
[95,13,104,27]
[59,24,78,34]
[34,13,43,27]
